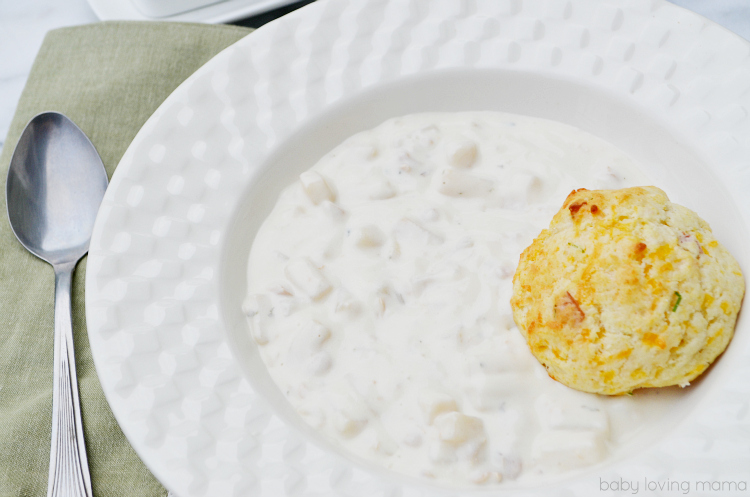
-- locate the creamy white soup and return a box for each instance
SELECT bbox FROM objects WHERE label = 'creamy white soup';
[244,112,677,486]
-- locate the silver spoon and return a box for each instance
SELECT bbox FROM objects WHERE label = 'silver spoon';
[7,112,107,497]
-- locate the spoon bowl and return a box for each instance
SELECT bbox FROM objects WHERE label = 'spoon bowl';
[7,112,107,265]
[6,111,107,497]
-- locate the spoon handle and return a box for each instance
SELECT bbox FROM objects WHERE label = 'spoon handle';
[48,263,92,497]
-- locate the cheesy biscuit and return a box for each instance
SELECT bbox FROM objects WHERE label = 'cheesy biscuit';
[511,186,744,395]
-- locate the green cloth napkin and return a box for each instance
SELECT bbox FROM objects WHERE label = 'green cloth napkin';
[0,21,251,497]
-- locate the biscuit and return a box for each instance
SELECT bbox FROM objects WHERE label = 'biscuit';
[510,186,744,395]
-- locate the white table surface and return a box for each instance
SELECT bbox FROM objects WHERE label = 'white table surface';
[0,0,748,156]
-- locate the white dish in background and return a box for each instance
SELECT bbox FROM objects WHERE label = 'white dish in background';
[86,0,298,23]
[85,0,750,496]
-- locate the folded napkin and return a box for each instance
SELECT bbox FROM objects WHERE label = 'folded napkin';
[0,21,251,496]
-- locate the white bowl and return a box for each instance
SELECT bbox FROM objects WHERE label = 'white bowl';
[86,0,750,495]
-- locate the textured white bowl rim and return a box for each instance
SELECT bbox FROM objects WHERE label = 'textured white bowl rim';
[86,0,750,495]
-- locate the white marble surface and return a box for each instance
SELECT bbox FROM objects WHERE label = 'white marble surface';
[0,0,748,156]
[0,0,98,154]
